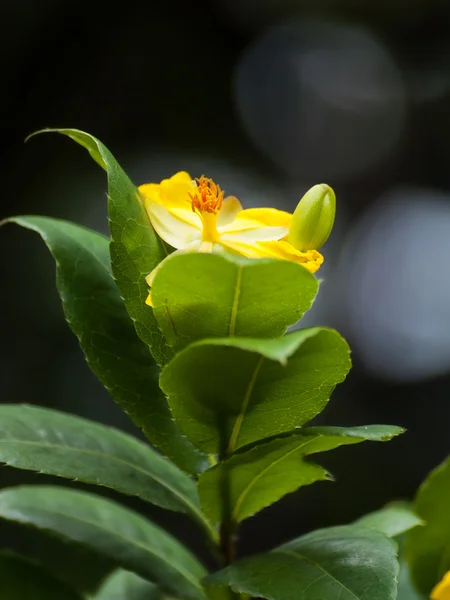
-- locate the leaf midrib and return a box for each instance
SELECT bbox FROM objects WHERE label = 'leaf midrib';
[278,549,360,599]
[0,503,204,591]
[232,436,322,521]
[226,356,264,453]
[0,438,201,519]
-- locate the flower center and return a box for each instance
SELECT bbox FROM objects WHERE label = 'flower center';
[188,176,224,242]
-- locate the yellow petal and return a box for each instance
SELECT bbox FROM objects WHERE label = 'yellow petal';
[221,226,288,243]
[145,202,201,249]
[139,171,194,210]
[169,207,203,229]
[217,196,243,227]
[235,207,292,228]
[432,571,450,599]
[222,239,323,273]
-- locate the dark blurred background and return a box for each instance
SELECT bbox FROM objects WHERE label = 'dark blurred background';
[2,0,450,593]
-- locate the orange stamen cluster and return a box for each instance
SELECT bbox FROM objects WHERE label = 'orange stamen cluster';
[188,176,224,215]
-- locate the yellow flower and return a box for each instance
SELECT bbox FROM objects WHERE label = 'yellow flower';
[432,571,450,599]
[139,172,324,306]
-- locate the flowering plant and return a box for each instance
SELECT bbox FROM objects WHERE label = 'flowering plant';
[0,129,422,599]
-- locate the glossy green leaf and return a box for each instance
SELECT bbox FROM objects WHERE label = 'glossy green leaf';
[0,405,213,537]
[160,328,351,454]
[198,425,403,523]
[92,570,164,600]
[355,502,422,538]
[0,486,207,600]
[405,456,450,595]
[152,253,318,351]
[0,552,82,599]
[7,216,206,474]
[206,525,399,600]
[28,128,171,366]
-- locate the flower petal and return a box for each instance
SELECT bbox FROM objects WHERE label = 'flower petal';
[217,196,243,227]
[235,207,292,228]
[432,571,450,599]
[146,202,201,249]
[139,171,194,210]
[221,226,288,243]
[221,239,324,273]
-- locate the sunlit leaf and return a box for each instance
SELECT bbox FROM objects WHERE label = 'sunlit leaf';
[160,329,351,454]
[152,253,318,351]
[199,425,403,522]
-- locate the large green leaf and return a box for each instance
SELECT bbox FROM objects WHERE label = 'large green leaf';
[28,128,171,366]
[92,570,165,600]
[206,525,399,600]
[405,456,450,595]
[160,328,351,454]
[7,216,206,474]
[0,405,213,538]
[355,502,422,538]
[0,552,82,599]
[151,253,318,352]
[0,486,207,600]
[198,425,403,523]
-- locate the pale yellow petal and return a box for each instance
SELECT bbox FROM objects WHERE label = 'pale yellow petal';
[221,239,324,273]
[235,207,292,228]
[432,571,450,599]
[221,225,288,243]
[170,207,203,229]
[217,196,243,227]
[146,202,201,249]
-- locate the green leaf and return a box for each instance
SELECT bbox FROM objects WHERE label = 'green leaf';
[0,552,82,599]
[0,404,214,538]
[355,502,422,538]
[6,216,206,474]
[206,525,399,600]
[28,128,171,366]
[160,328,351,454]
[0,485,207,600]
[405,455,450,595]
[198,425,403,523]
[92,570,165,600]
[151,253,318,352]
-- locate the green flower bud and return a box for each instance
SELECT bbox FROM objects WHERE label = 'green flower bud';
[288,183,336,252]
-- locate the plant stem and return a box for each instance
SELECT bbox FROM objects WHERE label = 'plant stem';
[218,421,237,567]
[219,518,236,566]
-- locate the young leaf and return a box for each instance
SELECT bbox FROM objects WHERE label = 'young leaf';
[198,425,403,523]
[151,253,318,351]
[92,569,164,600]
[0,405,214,538]
[0,552,82,599]
[355,502,422,538]
[206,525,399,600]
[405,456,450,595]
[160,329,351,454]
[6,216,206,474]
[27,128,171,366]
[0,486,207,600]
